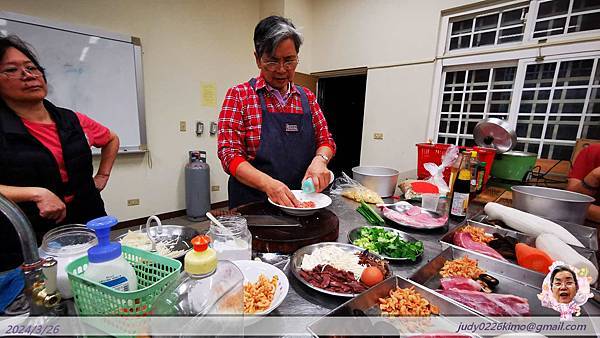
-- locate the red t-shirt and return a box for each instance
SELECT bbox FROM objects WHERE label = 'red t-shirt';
[569,144,600,204]
[21,112,111,191]
[569,144,600,180]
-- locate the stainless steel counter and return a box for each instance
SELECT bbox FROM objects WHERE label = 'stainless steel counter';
[269,195,463,316]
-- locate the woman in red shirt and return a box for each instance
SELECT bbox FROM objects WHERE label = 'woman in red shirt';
[567,144,600,223]
[0,36,119,270]
[217,16,336,208]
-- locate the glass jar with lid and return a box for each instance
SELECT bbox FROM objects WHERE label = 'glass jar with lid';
[152,235,244,335]
[206,216,252,261]
[38,224,97,298]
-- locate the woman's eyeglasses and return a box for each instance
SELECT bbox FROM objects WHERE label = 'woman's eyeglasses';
[261,58,299,72]
[0,65,44,79]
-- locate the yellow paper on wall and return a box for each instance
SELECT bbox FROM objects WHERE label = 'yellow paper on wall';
[201,83,217,107]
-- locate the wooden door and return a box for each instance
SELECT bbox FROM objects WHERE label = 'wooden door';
[294,72,318,93]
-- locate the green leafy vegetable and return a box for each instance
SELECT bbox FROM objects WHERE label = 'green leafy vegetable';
[356,201,385,226]
[352,227,424,261]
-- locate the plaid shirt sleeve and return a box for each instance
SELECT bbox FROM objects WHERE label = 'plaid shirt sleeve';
[305,88,336,154]
[217,86,247,175]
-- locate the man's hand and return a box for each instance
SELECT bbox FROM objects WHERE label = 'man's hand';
[585,167,600,189]
[303,156,331,192]
[94,174,110,191]
[33,188,66,223]
[265,179,301,207]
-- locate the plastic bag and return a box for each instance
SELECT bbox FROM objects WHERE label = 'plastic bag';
[423,145,459,194]
[330,172,384,204]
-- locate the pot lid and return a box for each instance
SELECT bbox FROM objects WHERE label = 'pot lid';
[473,118,517,153]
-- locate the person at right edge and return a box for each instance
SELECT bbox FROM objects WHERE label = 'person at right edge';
[566,143,600,223]
[217,16,336,209]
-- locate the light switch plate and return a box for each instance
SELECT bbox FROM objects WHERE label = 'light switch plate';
[179,121,187,132]
[374,132,384,140]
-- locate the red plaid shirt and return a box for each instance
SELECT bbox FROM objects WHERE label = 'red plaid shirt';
[218,75,336,175]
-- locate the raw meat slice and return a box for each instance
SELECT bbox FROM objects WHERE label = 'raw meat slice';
[381,206,448,229]
[440,276,482,291]
[453,232,507,261]
[438,289,530,316]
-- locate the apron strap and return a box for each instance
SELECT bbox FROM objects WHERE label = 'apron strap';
[295,85,311,116]
[248,78,269,114]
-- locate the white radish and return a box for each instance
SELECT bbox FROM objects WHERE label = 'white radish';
[484,202,583,247]
[535,233,598,284]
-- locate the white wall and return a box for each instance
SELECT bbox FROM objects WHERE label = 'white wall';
[0,0,261,220]
[309,0,474,177]
[0,0,485,220]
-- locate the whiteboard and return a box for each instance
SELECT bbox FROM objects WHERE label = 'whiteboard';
[0,12,146,153]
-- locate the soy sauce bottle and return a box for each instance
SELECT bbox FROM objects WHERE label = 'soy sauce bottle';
[449,152,471,222]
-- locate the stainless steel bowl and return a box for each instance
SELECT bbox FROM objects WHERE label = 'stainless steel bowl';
[351,166,399,198]
[511,186,595,225]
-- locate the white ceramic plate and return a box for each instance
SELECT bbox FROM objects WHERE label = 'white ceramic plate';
[232,260,289,318]
[268,190,333,216]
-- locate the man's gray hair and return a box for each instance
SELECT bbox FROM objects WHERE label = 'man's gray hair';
[254,16,303,57]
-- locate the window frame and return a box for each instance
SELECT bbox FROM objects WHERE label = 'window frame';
[429,0,600,160]
[530,0,600,42]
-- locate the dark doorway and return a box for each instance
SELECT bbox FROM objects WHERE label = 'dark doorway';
[317,74,367,176]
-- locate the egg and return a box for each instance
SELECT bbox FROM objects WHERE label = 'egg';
[360,266,384,286]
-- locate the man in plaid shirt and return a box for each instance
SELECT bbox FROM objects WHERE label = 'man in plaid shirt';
[218,16,335,208]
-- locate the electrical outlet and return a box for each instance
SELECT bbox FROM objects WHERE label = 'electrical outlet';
[127,198,140,206]
[374,132,384,140]
[211,185,220,192]
[179,121,187,132]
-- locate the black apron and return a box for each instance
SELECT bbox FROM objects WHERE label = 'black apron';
[227,78,316,208]
[0,100,106,271]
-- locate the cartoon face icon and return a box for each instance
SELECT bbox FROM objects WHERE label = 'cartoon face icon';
[551,268,578,304]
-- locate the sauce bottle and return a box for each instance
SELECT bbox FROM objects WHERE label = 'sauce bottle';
[469,151,480,199]
[450,153,471,222]
[476,161,487,194]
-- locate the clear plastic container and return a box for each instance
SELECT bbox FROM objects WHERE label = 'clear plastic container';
[39,224,97,298]
[153,235,243,335]
[206,216,252,261]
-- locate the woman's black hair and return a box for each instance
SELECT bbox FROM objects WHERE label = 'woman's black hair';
[551,266,579,290]
[0,35,46,81]
[253,16,303,58]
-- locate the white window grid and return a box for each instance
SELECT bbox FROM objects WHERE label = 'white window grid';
[443,0,600,54]
[533,0,600,39]
[447,4,529,52]
[437,65,518,146]
[515,55,600,159]
[434,53,600,160]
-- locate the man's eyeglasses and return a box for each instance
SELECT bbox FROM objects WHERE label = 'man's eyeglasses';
[553,281,576,288]
[0,65,44,79]
[261,58,299,72]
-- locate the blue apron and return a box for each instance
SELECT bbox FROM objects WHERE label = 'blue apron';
[227,78,316,208]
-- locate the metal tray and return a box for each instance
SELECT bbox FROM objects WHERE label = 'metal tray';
[290,242,391,298]
[116,224,198,259]
[307,275,482,337]
[347,225,423,262]
[440,220,600,290]
[474,214,598,251]
[410,246,595,316]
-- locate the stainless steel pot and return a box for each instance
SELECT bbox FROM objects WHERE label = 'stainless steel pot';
[511,186,595,225]
[352,166,399,198]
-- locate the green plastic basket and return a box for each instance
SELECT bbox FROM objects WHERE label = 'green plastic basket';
[66,245,181,316]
